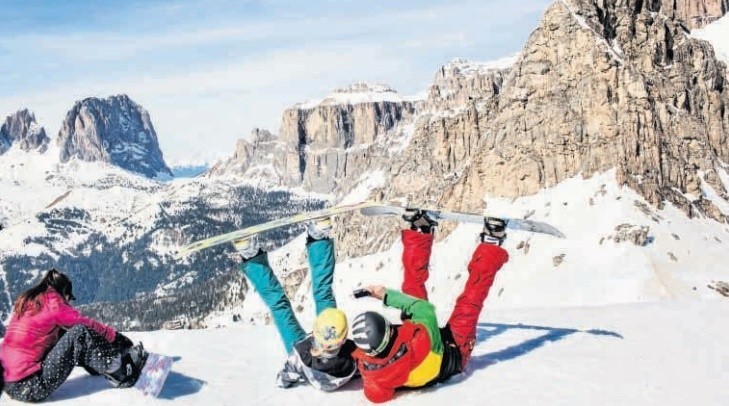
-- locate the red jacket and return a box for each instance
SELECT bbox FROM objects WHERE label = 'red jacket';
[352,290,444,403]
[0,288,116,382]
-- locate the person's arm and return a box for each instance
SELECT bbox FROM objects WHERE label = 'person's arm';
[52,301,116,342]
[364,286,444,354]
[363,379,395,403]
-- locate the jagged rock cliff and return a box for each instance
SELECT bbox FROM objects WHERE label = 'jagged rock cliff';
[0,109,49,154]
[279,83,416,192]
[331,0,729,257]
[211,83,417,193]
[57,95,172,179]
[213,0,729,234]
[438,0,729,223]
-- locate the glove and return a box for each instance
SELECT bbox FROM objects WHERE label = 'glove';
[114,332,134,349]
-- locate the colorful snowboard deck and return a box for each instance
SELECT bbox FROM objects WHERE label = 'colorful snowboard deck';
[134,352,174,397]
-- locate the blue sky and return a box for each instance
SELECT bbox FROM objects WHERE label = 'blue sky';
[0,0,552,165]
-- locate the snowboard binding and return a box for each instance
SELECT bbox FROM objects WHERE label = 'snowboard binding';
[306,217,333,241]
[402,209,438,234]
[480,217,507,246]
[233,236,263,260]
[106,342,149,388]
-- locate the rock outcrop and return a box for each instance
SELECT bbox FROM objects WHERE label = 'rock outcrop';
[280,83,416,192]
[662,0,728,29]
[441,0,729,223]
[57,95,172,179]
[0,109,49,154]
[206,128,288,184]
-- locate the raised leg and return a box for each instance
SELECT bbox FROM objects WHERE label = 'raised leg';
[446,243,509,369]
[401,229,434,300]
[307,237,337,314]
[241,253,306,354]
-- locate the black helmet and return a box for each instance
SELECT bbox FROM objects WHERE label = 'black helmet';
[352,311,391,355]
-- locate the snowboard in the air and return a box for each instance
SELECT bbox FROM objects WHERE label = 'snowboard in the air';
[175,201,377,258]
[360,204,565,238]
[134,352,174,397]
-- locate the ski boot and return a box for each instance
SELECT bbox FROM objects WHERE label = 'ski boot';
[306,217,333,242]
[480,217,506,246]
[402,209,438,234]
[105,342,148,388]
[232,236,262,260]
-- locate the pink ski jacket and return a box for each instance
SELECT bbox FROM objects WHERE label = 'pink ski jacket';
[0,288,116,382]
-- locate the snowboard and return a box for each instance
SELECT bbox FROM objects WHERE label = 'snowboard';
[360,204,565,238]
[175,201,378,258]
[134,352,174,397]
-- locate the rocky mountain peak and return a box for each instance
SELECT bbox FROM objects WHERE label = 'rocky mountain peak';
[205,128,287,183]
[0,109,49,154]
[57,95,172,179]
[435,0,729,221]
[426,57,516,111]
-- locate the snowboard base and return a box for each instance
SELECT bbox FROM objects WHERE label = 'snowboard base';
[134,352,174,397]
[361,204,565,238]
[175,201,377,258]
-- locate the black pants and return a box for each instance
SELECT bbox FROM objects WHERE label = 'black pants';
[435,326,463,384]
[4,325,123,402]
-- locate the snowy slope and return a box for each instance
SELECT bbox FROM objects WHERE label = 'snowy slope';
[3,300,728,405]
[3,145,729,405]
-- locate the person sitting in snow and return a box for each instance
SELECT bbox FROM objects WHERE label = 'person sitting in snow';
[351,210,509,403]
[0,269,147,402]
[233,218,357,392]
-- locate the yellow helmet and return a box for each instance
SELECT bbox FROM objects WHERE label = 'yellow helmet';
[313,308,348,351]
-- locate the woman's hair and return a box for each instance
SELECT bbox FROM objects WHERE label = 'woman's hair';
[13,268,76,316]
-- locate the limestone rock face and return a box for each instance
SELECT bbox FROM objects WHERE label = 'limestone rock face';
[660,0,728,29]
[442,0,729,222]
[57,95,172,179]
[279,83,416,192]
[0,109,49,154]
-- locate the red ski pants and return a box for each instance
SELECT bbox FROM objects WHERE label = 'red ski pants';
[401,229,509,369]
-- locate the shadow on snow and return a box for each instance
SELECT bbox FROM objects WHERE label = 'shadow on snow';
[467,321,623,371]
[49,356,205,401]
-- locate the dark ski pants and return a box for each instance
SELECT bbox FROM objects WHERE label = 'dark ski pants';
[4,325,124,402]
[401,229,509,370]
[240,237,337,354]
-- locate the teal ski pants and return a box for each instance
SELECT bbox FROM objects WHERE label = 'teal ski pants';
[239,238,337,354]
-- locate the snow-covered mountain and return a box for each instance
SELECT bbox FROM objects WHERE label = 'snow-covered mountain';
[0,143,327,326]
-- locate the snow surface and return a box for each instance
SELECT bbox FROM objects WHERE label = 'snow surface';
[444,56,518,75]
[296,83,422,109]
[2,301,727,405]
